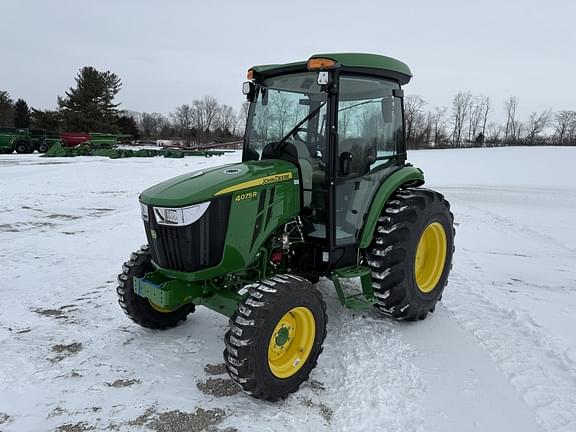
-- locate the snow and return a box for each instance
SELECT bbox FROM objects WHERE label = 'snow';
[1,147,575,432]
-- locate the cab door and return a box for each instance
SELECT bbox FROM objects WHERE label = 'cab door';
[333,74,404,248]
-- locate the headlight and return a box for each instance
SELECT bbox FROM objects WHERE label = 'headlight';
[152,201,210,226]
[140,202,149,221]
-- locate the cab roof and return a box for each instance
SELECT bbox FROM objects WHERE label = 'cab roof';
[250,53,412,85]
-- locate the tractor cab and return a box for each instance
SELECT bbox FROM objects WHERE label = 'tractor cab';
[243,53,412,269]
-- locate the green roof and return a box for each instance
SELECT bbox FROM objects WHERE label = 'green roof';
[251,53,412,84]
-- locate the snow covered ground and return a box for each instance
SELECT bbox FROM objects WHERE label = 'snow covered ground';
[1,147,575,432]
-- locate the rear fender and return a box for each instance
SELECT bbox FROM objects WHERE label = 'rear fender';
[358,166,425,249]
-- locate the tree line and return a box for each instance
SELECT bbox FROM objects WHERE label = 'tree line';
[3,66,576,148]
[0,66,246,145]
[405,92,576,149]
[123,97,248,145]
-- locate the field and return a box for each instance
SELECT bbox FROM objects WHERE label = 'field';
[1,147,575,432]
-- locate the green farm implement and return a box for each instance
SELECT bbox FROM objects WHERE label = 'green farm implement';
[0,128,62,154]
[117,53,455,400]
[43,141,225,159]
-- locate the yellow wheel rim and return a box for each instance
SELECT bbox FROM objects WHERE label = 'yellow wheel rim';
[414,222,447,293]
[267,307,316,379]
[148,300,181,313]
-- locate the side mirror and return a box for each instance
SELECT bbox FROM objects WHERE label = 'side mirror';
[242,81,255,102]
[381,97,393,123]
[339,151,353,175]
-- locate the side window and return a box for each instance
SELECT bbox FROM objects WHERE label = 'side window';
[338,76,402,173]
[335,76,404,245]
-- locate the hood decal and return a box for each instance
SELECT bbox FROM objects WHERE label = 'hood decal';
[214,172,293,196]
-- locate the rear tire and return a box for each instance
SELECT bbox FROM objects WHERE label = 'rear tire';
[116,245,195,329]
[364,188,455,320]
[15,141,28,154]
[224,275,327,401]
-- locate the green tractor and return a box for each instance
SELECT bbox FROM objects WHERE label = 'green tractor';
[0,128,61,153]
[117,53,455,400]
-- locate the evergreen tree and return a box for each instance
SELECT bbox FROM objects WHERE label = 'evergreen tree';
[31,108,62,131]
[117,115,140,139]
[13,99,31,128]
[0,90,14,127]
[58,66,122,132]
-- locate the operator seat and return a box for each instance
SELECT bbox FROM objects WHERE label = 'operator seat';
[338,138,377,176]
[262,141,313,206]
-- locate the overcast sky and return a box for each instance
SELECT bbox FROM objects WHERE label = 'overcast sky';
[1,0,574,123]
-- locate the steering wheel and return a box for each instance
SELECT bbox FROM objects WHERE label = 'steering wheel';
[293,127,323,144]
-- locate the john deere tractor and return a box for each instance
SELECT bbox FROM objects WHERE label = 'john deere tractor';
[117,53,454,400]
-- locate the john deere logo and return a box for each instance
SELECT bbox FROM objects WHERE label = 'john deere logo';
[262,173,292,184]
[150,229,158,240]
[214,172,293,196]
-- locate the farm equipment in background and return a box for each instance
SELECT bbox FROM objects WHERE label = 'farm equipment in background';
[43,141,227,159]
[0,128,63,153]
[59,132,131,149]
[0,128,128,154]
[59,132,92,148]
[116,53,455,400]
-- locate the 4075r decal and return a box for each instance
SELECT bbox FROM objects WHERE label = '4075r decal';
[235,191,258,202]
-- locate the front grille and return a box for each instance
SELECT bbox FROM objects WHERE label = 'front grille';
[143,196,231,272]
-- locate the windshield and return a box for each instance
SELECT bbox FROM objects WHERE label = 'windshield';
[244,72,328,161]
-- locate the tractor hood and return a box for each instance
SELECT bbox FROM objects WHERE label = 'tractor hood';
[139,159,299,207]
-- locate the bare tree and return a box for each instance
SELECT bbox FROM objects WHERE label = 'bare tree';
[451,91,472,147]
[188,95,220,140]
[272,94,295,138]
[480,96,491,144]
[140,112,171,139]
[567,115,576,145]
[553,110,576,145]
[486,122,503,145]
[504,96,519,144]
[431,106,449,146]
[404,95,427,147]
[172,104,195,145]
[216,104,237,136]
[236,101,250,137]
[524,109,552,145]
[467,96,484,143]
[200,95,219,135]
[412,110,433,148]
[515,122,525,143]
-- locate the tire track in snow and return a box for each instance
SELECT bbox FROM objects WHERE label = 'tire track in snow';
[446,255,576,432]
[315,286,425,432]
[454,197,576,256]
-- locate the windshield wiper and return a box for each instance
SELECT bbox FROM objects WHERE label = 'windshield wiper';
[275,101,326,150]
[338,99,379,113]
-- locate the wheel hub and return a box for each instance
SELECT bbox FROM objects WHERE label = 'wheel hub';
[267,307,315,378]
[275,326,291,347]
[415,222,447,293]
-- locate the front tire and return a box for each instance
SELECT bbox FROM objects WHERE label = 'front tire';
[116,245,194,329]
[365,188,455,320]
[224,275,327,401]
